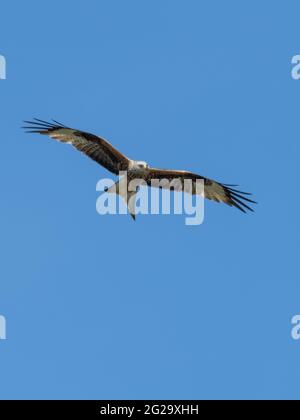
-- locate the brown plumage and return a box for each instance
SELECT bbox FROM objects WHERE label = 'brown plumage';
[24,119,256,215]
[24,119,129,174]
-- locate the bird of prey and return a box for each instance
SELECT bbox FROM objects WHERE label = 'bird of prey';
[24,119,256,219]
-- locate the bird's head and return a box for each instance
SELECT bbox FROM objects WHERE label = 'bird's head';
[135,161,149,169]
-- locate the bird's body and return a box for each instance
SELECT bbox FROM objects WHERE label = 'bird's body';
[127,160,149,174]
[24,119,256,219]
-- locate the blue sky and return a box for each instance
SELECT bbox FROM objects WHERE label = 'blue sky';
[0,0,300,400]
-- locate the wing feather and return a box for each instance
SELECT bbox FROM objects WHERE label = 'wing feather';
[23,119,130,174]
[144,168,256,213]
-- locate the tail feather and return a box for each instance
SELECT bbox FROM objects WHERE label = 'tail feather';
[107,180,137,221]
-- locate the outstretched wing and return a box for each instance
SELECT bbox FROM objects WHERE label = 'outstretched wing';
[144,168,256,213]
[23,119,130,175]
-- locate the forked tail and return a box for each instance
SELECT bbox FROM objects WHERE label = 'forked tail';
[106,180,137,221]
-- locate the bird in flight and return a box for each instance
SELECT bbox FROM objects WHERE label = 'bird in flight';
[24,119,256,219]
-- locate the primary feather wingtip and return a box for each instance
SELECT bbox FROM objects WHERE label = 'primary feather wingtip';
[23,118,69,133]
[221,184,257,213]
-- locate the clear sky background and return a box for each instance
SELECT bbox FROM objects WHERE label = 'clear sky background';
[0,0,300,400]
